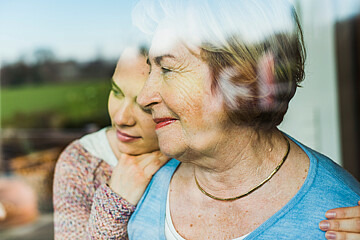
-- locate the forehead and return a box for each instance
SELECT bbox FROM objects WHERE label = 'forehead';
[149,28,201,63]
[113,55,148,89]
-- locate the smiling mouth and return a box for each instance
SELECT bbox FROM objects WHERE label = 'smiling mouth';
[116,130,141,143]
[153,118,177,130]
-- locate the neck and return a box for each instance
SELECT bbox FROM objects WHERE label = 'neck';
[190,128,288,197]
[106,128,122,160]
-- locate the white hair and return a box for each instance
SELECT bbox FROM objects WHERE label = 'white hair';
[132,0,297,47]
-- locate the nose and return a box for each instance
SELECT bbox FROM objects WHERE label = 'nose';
[137,72,161,111]
[113,100,136,127]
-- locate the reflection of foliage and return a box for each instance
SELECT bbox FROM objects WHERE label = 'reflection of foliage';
[33,48,56,64]
[1,48,116,87]
[1,80,111,128]
[0,48,116,128]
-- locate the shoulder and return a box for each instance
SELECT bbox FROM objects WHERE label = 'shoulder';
[257,146,360,239]
[281,136,360,218]
[53,139,113,208]
[54,139,111,188]
[283,144,360,228]
[286,134,360,200]
[307,148,360,198]
[56,140,103,173]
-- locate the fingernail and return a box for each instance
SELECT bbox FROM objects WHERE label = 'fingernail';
[319,221,330,231]
[325,211,336,218]
[325,232,337,240]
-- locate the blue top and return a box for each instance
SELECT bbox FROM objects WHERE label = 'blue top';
[127,136,360,240]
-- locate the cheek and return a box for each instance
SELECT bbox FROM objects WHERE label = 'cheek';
[165,76,204,117]
[174,83,225,131]
[135,110,157,138]
[108,95,116,120]
[143,118,156,134]
[141,119,159,148]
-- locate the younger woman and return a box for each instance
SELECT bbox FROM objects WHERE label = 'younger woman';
[53,48,168,239]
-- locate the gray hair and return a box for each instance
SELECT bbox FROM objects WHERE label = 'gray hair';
[133,0,306,130]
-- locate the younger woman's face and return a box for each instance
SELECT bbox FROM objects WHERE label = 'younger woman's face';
[108,53,159,155]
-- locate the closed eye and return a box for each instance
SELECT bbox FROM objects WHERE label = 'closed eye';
[111,80,124,98]
[161,67,172,75]
[111,87,124,97]
[147,58,152,74]
[142,107,152,114]
[139,104,152,114]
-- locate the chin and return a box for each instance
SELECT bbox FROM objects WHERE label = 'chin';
[156,126,190,159]
[158,139,185,160]
[117,142,141,155]
[118,142,159,156]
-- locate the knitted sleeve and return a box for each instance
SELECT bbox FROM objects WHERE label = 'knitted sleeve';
[88,184,136,239]
[53,141,136,239]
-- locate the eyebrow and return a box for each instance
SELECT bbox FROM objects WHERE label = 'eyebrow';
[111,79,123,93]
[147,54,176,66]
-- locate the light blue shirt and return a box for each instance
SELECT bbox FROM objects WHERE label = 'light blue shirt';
[128,135,360,239]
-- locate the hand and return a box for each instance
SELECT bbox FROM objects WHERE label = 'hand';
[319,201,360,240]
[108,151,170,205]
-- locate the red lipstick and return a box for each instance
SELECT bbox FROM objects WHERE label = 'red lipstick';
[154,118,176,130]
[116,130,141,142]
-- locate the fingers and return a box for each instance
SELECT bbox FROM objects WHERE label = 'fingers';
[116,151,170,178]
[142,152,170,177]
[325,231,360,240]
[143,159,167,177]
[138,151,168,168]
[320,219,360,232]
[128,151,169,169]
[320,202,360,239]
[116,152,153,168]
[326,204,360,219]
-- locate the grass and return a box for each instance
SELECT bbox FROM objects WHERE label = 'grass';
[1,79,111,128]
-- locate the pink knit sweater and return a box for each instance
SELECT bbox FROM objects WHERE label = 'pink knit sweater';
[53,140,135,239]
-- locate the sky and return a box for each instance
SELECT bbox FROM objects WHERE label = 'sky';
[0,0,148,64]
[0,0,359,64]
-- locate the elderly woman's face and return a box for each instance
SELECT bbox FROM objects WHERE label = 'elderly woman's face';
[137,43,230,159]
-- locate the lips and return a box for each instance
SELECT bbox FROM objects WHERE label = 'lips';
[116,130,141,142]
[153,118,177,130]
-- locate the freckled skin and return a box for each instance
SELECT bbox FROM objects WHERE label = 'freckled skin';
[138,40,312,239]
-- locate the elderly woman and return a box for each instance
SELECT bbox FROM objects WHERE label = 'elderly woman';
[127,0,360,239]
[54,47,359,239]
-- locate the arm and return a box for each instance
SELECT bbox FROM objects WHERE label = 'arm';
[88,184,136,239]
[53,152,89,239]
[52,143,116,239]
[53,143,136,239]
[53,142,169,239]
[88,151,169,238]
[319,201,360,240]
[88,151,169,239]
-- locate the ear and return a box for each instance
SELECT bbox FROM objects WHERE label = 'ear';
[257,52,275,111]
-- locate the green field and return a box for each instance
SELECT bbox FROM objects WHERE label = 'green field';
[1,79,111,128]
